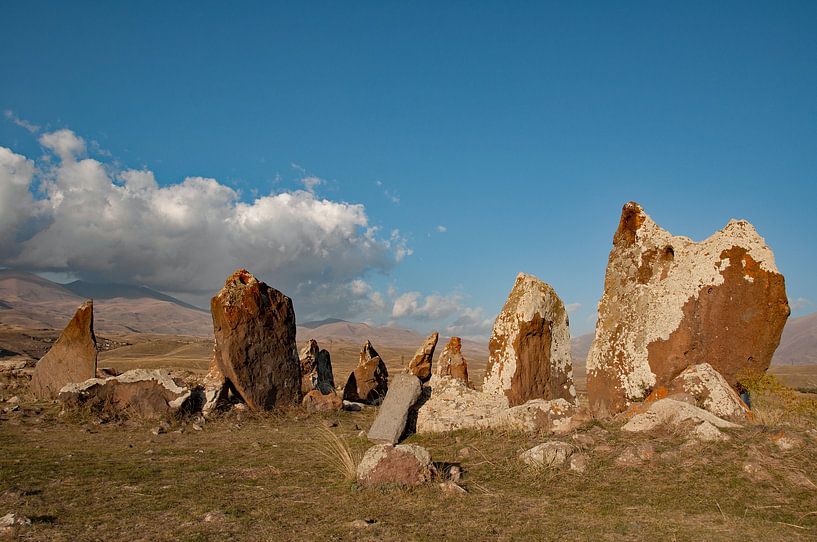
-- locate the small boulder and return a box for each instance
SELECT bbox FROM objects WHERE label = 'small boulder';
[59,369,193,418]
[569,452,589,473]
[357,444,435,487]
[302,389,343,413]
[622,398,739,439]
[434,336,470,384]
[519,441,573,467]
[406,332,438,382]
[31,300,97,399]
[666,363,750,420]
[367,374,422,444]
[342,341,388,405]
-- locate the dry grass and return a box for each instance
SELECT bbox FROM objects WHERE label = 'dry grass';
[738,370,817,426]
[310,426,363,481]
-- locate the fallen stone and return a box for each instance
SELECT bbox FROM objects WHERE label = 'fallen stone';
[357,444,435,487]
[666,363,750,420]
[519,441,573,467]
[367,374,422,444]
[31,300,97,399]
[483,273,576,407]
[59,369,193,418]
[492,398,577,433]
[569,452,589,473]
[210,269,300,411]
[690,420,728,442]
[302,389,343,413]
[342,341,388,405]
[622,399,740,437]
[587,202,789,417]
[434,336,470,384]
[406,332,438,382]
[615,448,643,467]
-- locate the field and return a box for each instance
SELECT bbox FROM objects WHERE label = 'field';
[2,329,817,540]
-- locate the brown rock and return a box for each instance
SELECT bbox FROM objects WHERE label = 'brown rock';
[356,444,435,487]
[31,300,97,399]
[434,337,470,384]
[58,369,192,418]
[586,202,789,417]
[299,339,319,395]
[406,332,438,382]
[342,340,388,404]
[210,269,300,411]
[302,389,343,413]
[483,273,576,407]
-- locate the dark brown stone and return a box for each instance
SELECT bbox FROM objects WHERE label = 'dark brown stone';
[342,340,388,404]
[434,337,470,384]
[406,332,438,382]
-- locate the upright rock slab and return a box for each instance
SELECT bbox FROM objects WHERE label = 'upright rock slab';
[586,202,790,417]
[367,374,422,444]
[299,340,320,395]
[342,340,388,404]
[31,300,97,399]
[483,273,575,407]
[406,332,438,382]
[434,336,470,384]
[210,269,300,411]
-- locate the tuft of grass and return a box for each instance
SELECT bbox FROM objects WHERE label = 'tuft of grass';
[311,426,362,481]
[738,369,817,426]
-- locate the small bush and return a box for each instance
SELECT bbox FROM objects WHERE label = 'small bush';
[737,369,817,426]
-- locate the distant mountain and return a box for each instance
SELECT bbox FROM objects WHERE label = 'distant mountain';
[571,332,594,367]
[299,318,350,329]
[0,270,212,336]
[773,312,817,365]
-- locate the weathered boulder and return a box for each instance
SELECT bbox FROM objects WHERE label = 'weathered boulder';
[622,398,739,439]
[59,369,192,418]
[210,269,300,411]
[302,389,343,413]
[587,202,790,417]
[342,341,388,404]
[299,339,320,395]
[519,441,574,467]
[357,444,435,487]
[434,337,470,384]
[31,300,97,399]
[406,332,438,382]
[367,374,422,444]
[665,363,750,421]
[483,273,576,407]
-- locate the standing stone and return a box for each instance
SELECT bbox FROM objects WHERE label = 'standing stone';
[315,348,335,394]
[299,340,320,395]
[31,300,97,399]
[210,269,300,411]
[342,340,388,404]
[406,332,438,382]
[586,202,790,417]
[483,273,576,407]
[367,374,422,444]
[434,336,470,384]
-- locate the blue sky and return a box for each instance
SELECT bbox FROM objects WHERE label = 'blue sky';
[1,1,815,337]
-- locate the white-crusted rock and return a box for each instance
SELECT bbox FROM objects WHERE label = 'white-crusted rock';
[519,441,573,467]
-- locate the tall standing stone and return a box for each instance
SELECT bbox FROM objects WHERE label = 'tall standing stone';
[406,332,438,382]
[315,348,335,394]
[483,273,575,407]
[31,300,97,399]
[434,336,470,385]
[210,269,300,411]
[586,202,790,417]
[342,340,388,404]
[300,339,335,394]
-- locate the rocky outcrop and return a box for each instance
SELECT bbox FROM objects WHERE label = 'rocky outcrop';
[302,389,343,413]
[210,269,300,411]
[59,369,193,418]
[357,444,435,487]
[665,363,750,421]
[483,273,576,407]
[434,337,470,384]
[586,202,789,417]
[406,332,438,382]
[31,300,97,399]
[367,374,422,444]
[342,341,388,404]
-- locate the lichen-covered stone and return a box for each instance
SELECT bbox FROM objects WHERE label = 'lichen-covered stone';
[356,443,434,487]
[622,398,739,437]
[367,373,422,444]
[483,273,575,407]
[519,441,574,467]
[666,363,750,421]
[59,369,192,418]
[31,300,97,399]
[434,336,470,384]
[587,202,789,417]
[406,332,438,382]
[342,341,388,405]
[210,269,300,411]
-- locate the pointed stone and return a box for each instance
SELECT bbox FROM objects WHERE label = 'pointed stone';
[210,269,300,411]
[315,348,335,394]
[299,339,320,395]
[434,336,470,385]
[342,340,388,404]
[406,332,438,382]
[483,273,575,407]
[31,300,97,399]
[586,202,790,417]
